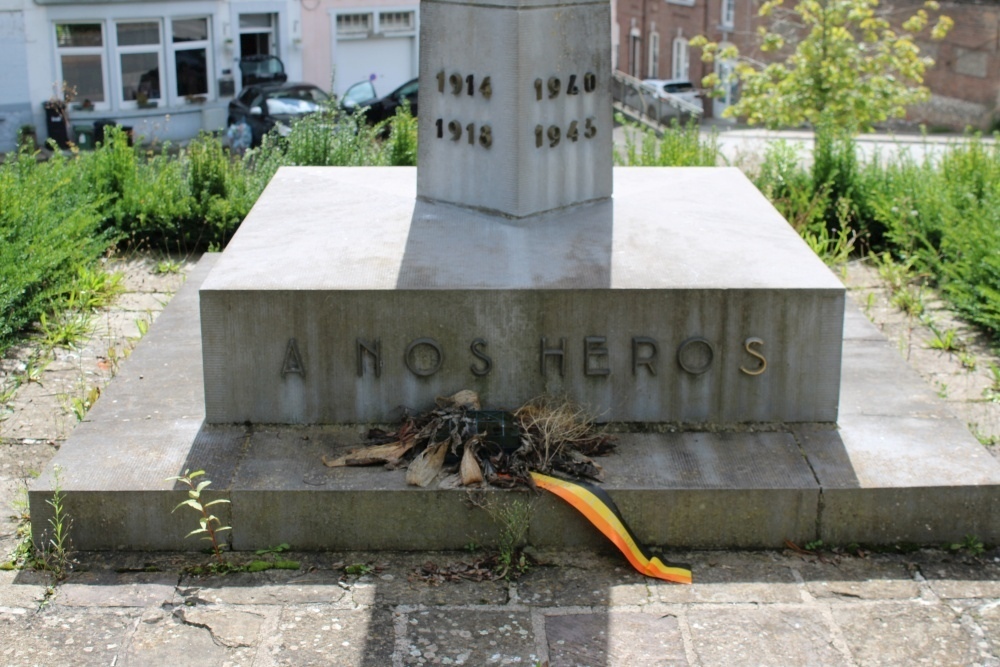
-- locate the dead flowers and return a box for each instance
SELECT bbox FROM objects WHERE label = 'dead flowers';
[321,392,614,488]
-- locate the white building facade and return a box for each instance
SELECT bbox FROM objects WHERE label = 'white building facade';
[0,0,306,151]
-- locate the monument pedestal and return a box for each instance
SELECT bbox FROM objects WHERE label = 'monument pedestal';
[29,168,1000,551]
[201,167,844,425]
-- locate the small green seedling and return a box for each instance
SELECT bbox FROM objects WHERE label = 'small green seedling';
[167,469,230,564]
[344,563,374,576]
[949,534,985,558]
[927,327,961,353]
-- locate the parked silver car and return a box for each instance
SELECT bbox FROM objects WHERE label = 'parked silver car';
[639,79,703,121]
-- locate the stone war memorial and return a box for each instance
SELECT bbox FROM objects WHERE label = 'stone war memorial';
[31,0,1000,552]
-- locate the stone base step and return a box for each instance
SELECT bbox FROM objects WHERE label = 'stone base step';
[30,254,1000,551]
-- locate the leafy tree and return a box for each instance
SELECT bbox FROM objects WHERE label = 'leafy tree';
[692,0,953,133]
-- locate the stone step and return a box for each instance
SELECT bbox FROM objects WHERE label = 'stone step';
[30,253,1000,551]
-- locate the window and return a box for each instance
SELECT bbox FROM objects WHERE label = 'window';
[172,18,210,99]
[116,21,163,103]
[55,23,107,106]
[648,30,660,79]
[240,13,276,59]
[722,0,736,28]
[672,37,689,80]
[337,13,372,37]
[379,11,414,33]
[55,17,215,110]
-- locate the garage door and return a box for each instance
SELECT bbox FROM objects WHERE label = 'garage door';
[335,36,416,97]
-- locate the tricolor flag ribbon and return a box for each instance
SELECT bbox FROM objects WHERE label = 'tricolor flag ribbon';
[530,471,692,585]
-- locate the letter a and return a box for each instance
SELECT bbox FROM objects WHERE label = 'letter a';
[281,338,305,377]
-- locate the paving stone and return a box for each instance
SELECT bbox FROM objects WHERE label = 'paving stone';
[831,601,984,665]
[911,552,1000,599]
[516,553,650,607]
[0,571,46,611]
[0,607,138,666]
[963,599,1000,658]
[55,581,177,607]
[122,607,256,667]
[687,604,845,665]
[401,609,537,666]
[176,606,266,648]
[271,605,394,666]
[178,568,353,606]
[546,612,687,666]
[336,551,508,605]
[650,551,802,604]
[792,554,920,600]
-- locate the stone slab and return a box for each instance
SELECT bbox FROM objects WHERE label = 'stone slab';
[30,245,1000,551]
[545,612,687,667]
[200,167,845,424]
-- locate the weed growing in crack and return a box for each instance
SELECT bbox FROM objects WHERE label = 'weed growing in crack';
[984,363,1000,402]
[64,384,100,422]
[948,534,986,558]
[37,311,93,350]
[43,466,74,579]
[167,469,230,565]
[469,492,536,579]
[927,327,962,353]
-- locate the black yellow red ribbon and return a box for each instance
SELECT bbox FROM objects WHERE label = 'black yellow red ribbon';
[530,471,692,585]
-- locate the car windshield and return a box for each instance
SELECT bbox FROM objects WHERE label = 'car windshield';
[266,88,329,115]
[663,82,694,93]
[342,81,376,108]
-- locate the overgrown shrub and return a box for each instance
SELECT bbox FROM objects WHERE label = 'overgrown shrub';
[0,150,108,353]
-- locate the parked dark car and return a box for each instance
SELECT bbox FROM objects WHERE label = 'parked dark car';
[227,82,330,146]
[341,78,418,124]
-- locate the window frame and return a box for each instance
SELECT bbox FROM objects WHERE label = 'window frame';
[54,22,110,111]
[114,19,165,109]
[672,37,689,81]
[721,0,736,29]
[168,16,213,104]
[648,29,660,79]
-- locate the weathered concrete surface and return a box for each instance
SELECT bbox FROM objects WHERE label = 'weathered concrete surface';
[417,0,613,217]
[201,167,845,424]
[30,252,1000,551]
[5,548,1000,666]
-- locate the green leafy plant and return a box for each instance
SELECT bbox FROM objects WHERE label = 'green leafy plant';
[948,534,985,558]
[167,469,231,564]
[891,287,925,318]
[65,265,124,310]
[615,115,721,167]
[470,493,535,579]
[38,311,93,350]
[155,259,182,274]
[22,353,51,385]
[66,385,100,422]
[927,327,962,353]
[344,563,374,576]
[959,352,977,371]
[984,363,1000,402]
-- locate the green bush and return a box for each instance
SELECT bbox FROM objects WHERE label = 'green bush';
[615,115,720,167]
[0,150,108,353]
